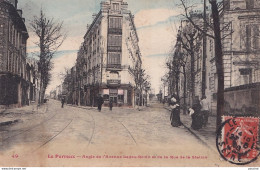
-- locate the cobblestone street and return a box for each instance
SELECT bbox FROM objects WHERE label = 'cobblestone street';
[0,100,258,166]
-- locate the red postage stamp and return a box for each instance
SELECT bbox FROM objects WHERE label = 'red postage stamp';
[217,116,259,165]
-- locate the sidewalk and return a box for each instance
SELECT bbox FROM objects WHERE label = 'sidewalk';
[164,105,217,151]
[0,103,48,127]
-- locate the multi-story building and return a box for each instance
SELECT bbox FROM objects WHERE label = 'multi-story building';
[61,66,77,104]
[173,11,209,108]
[208,0,260,114]
[73,0,142,107]
[171,1,260,115]
[0,0,29,107]
[26,57,40,104]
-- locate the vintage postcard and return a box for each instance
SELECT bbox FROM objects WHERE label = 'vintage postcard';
[0,0,259,167]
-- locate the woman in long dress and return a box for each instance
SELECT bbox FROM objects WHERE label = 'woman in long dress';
[170,95,182,127]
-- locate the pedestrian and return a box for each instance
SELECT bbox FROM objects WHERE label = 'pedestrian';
[109,98,113,111]
[200,96,210,127]
[190,98,202,130]
[61,97,65,108]
[170,94,182,127]
[97,94,104,112]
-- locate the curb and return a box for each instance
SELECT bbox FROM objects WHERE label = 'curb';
[164,106,216,152]
[0,119,20,126]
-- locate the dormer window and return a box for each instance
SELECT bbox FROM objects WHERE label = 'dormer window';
[112,3,120,11]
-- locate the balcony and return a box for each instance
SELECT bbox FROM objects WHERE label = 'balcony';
[107,64,122,70]
[109,10,122,15]
[108,46,121,52]
[108,28,122,35]
[107,79,121,87]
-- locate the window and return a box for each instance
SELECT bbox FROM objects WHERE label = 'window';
[246,0,254,9]
[108,35,122,46]
[118,95,124,102]
[253,25,259,50]
[7,51,9,71]
[245,25,260,51]
[239,68,252,75]
[246,25,252,51]
[112,3,119,11]
[224,0,230,10]
[108,52,121,65]
[9,52,12,72]
[109,17,122,29]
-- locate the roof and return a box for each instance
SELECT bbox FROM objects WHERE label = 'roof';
[0,0,29,39]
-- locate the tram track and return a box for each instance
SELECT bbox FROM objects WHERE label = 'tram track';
[1,102,78,153]
[33,119,73,152]
[66,105,96,147]
[71,105,138,146]
[1,103,58,143]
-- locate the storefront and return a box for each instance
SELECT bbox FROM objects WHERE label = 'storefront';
[101,87,133,107]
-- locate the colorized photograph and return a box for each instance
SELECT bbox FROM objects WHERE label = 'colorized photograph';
[0,0,259,167]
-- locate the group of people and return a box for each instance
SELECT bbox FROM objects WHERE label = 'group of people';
[60,94,114,112]
[97,94,114,111]
[169,95,210,130]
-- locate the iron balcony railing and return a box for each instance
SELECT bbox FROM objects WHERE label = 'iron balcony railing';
[107,79,121,85]
[107,64,121,69]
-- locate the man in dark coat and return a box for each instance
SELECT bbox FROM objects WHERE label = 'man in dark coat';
[97,94,104,112]
[109,98,113,111]
[61,97,65,108]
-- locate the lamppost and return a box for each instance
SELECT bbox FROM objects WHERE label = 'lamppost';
[202,0,207,99]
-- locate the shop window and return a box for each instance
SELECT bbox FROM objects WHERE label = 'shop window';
[118,95,124,102]
[103,94,109,101]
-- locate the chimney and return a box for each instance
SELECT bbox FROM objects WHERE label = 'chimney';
[8,0,18,9]
[17,9,22,17]
[92,13,97,20]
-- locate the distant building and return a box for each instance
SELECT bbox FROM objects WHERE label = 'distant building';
[26,57,40,104]
[0,0,29,107]
[73,0,142,107]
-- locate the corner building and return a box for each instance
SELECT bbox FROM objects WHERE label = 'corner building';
[82,0,142,107]
[0,0,29,107]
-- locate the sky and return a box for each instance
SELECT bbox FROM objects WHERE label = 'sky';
[17,0,203,94]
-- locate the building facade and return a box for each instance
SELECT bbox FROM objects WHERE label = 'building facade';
[0,0,29,108]
[69,0,142,107]
[208,0,260,114]
[26,57,40,104]
[172,0,260,115]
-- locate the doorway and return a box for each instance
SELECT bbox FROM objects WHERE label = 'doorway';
[110,96,118,105]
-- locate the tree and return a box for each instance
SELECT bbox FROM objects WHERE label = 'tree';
[132,63,149,107]
[177,21,203,103]
[166,38,191,114]
[179,0,228,129]
[31,10,66,104]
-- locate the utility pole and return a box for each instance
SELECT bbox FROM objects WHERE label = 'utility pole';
[202,0,207,99]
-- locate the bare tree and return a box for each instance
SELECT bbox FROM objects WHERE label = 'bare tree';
[179,0,227,129]
[31,10,67,104]
[177,22,203,102]
[132,63,149,107]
